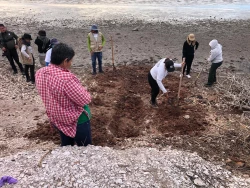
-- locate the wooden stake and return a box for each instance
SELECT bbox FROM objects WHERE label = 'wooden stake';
[111,36,116,71]
[177,66,184,105]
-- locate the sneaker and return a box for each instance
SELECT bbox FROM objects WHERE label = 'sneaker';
[13,71,18,75]
[186,74,191,78]
[204,83,212,87]
[21,71,25,75]
[26,78,31,82]
[99,70,104,73]
[92,72,97,75]
[150,100,158,108]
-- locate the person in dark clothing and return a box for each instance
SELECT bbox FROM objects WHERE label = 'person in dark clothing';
[0,24,24,74]
[34,30,50,67]
[182,33,199,78]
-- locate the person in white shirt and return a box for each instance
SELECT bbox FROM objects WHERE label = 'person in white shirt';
[45,38,59,66]
[20,33,35,84]
[148,58,183,107]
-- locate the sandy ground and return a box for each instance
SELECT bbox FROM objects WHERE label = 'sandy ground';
[1,0,250,185]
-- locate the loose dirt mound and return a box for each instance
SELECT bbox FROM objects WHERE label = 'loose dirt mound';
[25,65,208,146]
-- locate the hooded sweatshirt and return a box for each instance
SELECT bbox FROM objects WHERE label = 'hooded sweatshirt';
[208,39,223,63]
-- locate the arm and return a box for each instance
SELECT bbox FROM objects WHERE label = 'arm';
[87,35,91,52]
[156,66,167,93]
[174,63,182,68]
[207,50,216,62]
[195,41,199,50]
[21,45,30,58]
[182,42,187,61]
[34,37,39,45]
[64,77,91,107]
[0,34,5,49]
[12,32,18,45]
[102,34,106,46]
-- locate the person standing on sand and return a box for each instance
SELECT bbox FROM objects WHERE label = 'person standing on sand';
[20,33,35,84]
[182,33,199,78]
[36,43,92,147]
[87,24,106,75]
[35,30,50,67]
[0,24,24,75]
[204,39,223,87]
[45,38,59,66]
[148,58,184,108]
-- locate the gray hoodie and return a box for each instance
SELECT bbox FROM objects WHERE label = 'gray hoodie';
[208,39,223,63]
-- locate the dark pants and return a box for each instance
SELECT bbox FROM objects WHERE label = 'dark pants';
[148,72,159,104]
[91,52,103,73]
[24,56,35,82]
[25,65,35,82]
[183,55,194,75]
[6,48,23,72]
[207,62,222,85]
[59,121,92,147]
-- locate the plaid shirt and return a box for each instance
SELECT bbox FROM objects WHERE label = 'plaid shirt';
[35,64,91,137]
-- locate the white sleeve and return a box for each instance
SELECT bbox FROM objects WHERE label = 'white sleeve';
[45,49,52,62]
[208,50,216,62]
[174,63,182,68]
[21,45,30,58]
[156,66,167,93]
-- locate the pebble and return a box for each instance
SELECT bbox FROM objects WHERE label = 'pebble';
[183,115,190,119]
[0,146,249,187]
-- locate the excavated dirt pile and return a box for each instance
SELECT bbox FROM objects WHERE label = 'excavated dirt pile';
[25,65,208,146]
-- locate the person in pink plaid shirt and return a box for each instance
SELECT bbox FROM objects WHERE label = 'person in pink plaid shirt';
[36,43,92,146]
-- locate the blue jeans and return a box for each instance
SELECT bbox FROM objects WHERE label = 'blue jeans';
[91,52,103,73]
[59,121,92,147]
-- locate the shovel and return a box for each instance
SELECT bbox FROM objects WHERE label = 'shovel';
[193,61,207,86]
[176,65,185,105]
[110,36,116,71]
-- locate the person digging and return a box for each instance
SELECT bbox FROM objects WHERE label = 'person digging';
[204,39,223,87]
[148,58,184,108]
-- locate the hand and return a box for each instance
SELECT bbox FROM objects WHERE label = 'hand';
[181,61,186,67]
[98,46,103,50]
[164,92,168,99]
[15,45,18,49]
[2,47,6,51]
[28,57,32,61]
[90,51,94,56]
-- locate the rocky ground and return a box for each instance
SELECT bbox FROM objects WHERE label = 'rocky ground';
[1,0,250,187]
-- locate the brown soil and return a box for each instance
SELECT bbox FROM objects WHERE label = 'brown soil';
[25,65,208,146]
[18,64,250,176]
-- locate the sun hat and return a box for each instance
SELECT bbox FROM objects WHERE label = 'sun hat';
[165,59,175,72]
[188,33,195,41]
[23,33,32,40]
[90,24,98,31]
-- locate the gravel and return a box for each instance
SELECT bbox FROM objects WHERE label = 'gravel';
[1,146,250,188]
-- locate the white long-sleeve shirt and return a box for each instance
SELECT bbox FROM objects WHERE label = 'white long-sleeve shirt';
[21,44,33,58]
[45,48,52,63]
[150,58,181,93]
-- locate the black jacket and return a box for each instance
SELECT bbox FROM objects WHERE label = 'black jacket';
[182,41,199,58]
[0,31,18,50]
[34,36,50,53]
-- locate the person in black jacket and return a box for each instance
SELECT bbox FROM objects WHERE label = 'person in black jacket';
[34,30,50,67]
[182,33,199,78]
[0,24,24,75]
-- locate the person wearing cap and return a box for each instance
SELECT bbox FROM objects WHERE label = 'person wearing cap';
[45,38,59,66]
[87,24,106,75]
[204,39,223,87]
[148,58,184,107]
[0,24,24,75]
[20,33,35,84]
[35,30,50,67]
[182,33,199,78]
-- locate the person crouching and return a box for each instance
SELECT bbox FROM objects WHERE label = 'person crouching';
[148,58,184,107]
[20,33,35,84]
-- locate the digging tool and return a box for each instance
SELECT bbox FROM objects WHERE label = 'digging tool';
[177,65,185,105]
[193,61,207,86]
[110,36,116,71]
